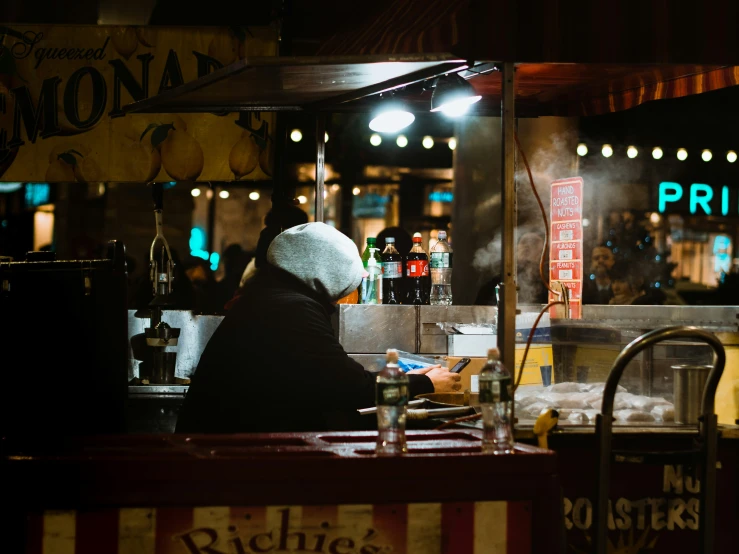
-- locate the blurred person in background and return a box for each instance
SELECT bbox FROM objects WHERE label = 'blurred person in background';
[583,244,615,304]
[608,260,664,305]
[376,226,413,256]
[212,243,250,312]
[475,232,548,305]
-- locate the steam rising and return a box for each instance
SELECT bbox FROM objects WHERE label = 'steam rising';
[471,127,645,303]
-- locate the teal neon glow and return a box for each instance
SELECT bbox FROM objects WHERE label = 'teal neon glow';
[723,186,729,216]
[191,249,209,261]
[209,251,220,271]
[658,182,682,212]
[189,228,205,252]
[690,183,712,215]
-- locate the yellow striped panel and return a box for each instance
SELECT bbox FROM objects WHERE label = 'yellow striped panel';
[118,508,156,554]
[473,501,507,554]
[42,511,75,554]
[407,503,441,554]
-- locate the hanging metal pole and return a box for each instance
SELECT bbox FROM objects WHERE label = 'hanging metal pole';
[314,114,326,222]
[498,63,516,375]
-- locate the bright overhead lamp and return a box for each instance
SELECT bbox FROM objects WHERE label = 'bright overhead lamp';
[702,149,712,162]
[448,137,457,151]
[728,150,737,163]
[396,134,408,148]
[290,129,302,142]
[576,143,588,156]
[190,188,201,197]
[248,191,260,201]
[422,136,434,149]
[652,147,663,160]
[219,190,230,199]
[677,148,688,161]
[430,74,482,117]
[368,95,415,133]
[626,145,638,159]
[601,144,613,158]
[369,133,382,146]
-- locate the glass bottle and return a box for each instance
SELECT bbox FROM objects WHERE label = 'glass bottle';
[479,347,515,454]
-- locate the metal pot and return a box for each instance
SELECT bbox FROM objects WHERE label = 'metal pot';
[672,364,711,424]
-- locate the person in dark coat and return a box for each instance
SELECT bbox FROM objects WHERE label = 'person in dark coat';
[176,222,460,434]
[582,244,615,305]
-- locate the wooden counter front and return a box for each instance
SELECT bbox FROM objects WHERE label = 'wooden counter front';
[2,430,563,554]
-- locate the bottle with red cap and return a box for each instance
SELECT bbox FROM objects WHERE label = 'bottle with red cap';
[405,232,430,305]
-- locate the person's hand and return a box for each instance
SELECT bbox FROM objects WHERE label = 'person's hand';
[424,367,462,392]
[407,364,441,375]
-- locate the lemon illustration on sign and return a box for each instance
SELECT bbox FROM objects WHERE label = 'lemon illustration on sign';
[229,134,260,179]
[111,27,138,60]
[45,150,81,182]
[74,157,103,183]
[208,33,239,66]
[135,27,156,48]
[141,122,203,181]
[121,139,161,182]
[161,130,204,181]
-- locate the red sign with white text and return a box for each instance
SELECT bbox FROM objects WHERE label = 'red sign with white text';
[550,261,583,282]
[549,177,584,319]
[550,178,583,223]
[552,221,583,242]
[551,241,583,262]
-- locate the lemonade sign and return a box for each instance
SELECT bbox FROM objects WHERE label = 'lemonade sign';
[0,25,277,182]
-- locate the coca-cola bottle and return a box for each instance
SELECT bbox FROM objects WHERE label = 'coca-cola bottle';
[405,233,430,305]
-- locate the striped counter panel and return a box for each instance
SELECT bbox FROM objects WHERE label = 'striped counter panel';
[26,501,532,554]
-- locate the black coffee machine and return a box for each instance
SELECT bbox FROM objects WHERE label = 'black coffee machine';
[0,241,129,437]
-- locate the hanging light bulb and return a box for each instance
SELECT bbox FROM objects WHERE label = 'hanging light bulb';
[727,150,737,163]
[396,134,408,148]
[601,144,613,158]
[448,137,457,150]
[191,188,201,197]
[677,148,688,161]
[576,143,588,156]
[290,129,302,142]
[248,191,260,201]
[219,190,230,199]
[369,133,382,146]
[652,147,663,160]
[430,74,482,117]
[626,145,638,159]
[422,136,434,149]
[324,132,329,143]
[369,94,415,133]
[702,149,713,162]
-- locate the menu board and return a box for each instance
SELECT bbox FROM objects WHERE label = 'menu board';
[549,177,584,319]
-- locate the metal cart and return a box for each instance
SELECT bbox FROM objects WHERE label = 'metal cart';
[593,326,726,554]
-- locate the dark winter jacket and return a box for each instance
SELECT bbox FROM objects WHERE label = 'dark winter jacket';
[176,266,434,433]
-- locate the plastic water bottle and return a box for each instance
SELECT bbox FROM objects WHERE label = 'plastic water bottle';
[430,230,453,305]
[479,348,515,454]
[376,348,408,456]
[363,248,382,304]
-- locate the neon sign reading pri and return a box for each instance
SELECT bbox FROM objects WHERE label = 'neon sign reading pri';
[658,181,732,216]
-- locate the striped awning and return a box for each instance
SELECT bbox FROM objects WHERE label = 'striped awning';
[317,0,739,117]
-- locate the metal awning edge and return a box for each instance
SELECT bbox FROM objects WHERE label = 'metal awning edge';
[122,53,468,115]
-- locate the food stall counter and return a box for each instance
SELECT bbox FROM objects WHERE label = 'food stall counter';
[2,430,563,554]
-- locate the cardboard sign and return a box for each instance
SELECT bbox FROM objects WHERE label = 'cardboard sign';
[26,502,533,554]
[0,25,277,182]
[549,177,584,319]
